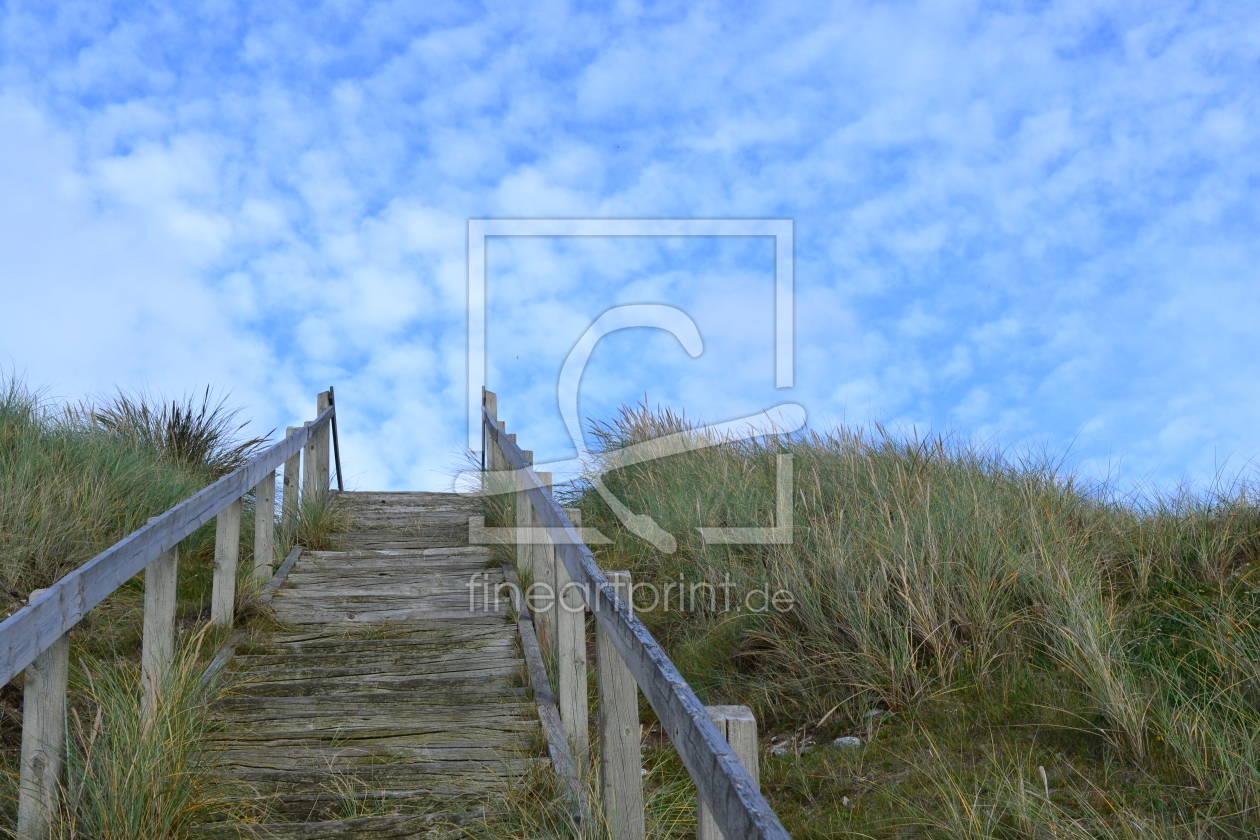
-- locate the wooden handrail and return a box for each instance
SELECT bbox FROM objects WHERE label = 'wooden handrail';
[0,405,333,687]
[483,403,791,840]
[13,392,339,839]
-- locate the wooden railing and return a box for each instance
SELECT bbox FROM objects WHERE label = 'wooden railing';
[480,389,791,840]
[4,390,340,840]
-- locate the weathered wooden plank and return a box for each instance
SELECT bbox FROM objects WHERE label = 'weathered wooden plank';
[227,663,525,684]
[699,707,760,840]
[486,413,789,840]
[270,606,506,624]
[282,426,302,540]
[142,546,178,708]
[230,654,521,677]
[261,632,509,654]
[557,507,589,762]
[598,571,645,840]
[228,649,518,672]
[211,498,242,627]
[297,549,491,564]
[229,673,525,698]
[15,627,68,840]
[199,811,488,840]
[0,408,333,686]
[205,721,540,747]
[276,575,500,596]
[315,391,331,493]
[533,472,557,659]
[216,744,527,770]
[334,536,471,550]
[226,759,540,793]
[500,561,586,817]
[303,546,489,558]
[254,470,276,580]
[213,712,538,733]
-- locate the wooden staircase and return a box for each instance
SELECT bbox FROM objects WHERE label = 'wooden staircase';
[204,492,545,838]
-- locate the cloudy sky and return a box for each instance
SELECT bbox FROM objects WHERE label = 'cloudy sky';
[3,1,1258,494]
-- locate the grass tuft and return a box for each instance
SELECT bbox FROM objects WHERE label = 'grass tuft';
[53,632,246,839]
[71,386,270,478]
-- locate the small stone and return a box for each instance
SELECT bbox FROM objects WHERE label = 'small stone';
[842,796,851,806]
[770,746,790,757]
[832,736,862,749]
[641,768,648,776]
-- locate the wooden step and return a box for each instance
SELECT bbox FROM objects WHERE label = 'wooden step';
[199,810,487,839]
[226,757,540,794]
[198,492,544,836]
[206,726,540,749]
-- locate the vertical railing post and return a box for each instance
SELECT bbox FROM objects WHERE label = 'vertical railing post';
[496,421,508,493]
[482,392,504,494]
[142,545,178,707]
[513,437,531,582]
[484,419,507,497]
[557,507,589,763]
[253,470,276,581]
[597,570,646,840]
[482,388,497,474]
[282,426,301,541]
[314,390,331,493]
[16,609,68,840]
[302,418,319,502]
[211,498,242,627]
[697,706,760,840]
[530,465,557,653]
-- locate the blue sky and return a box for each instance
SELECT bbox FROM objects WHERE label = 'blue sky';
[3,1,1259,494]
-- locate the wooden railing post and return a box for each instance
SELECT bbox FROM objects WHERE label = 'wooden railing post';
[482,388,497,473]
[315,391,331,493]
[253,470,276,581]
[282,426,301,540]
[698,706,760,840]
[555,503,587,762]
[513,438,533,591]
[302,418,319,501]
[597,570,645,840]
[16,602,68,840]
[513,438,528,565]
[494,421,508,493]
[529,463,557,652]
[142,546,178,707]
[211,498,242,627]
[482,393,509,499]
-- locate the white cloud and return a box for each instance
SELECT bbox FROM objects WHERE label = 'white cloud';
[1,0,1258,493]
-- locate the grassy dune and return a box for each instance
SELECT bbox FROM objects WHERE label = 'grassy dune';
[562,404,1260,839]
[0,379,281,838]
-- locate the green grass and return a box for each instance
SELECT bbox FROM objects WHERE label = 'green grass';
[499,402,1260,838]
[0,380,214,603]
[50,629,251,839]
[0,377,345,838]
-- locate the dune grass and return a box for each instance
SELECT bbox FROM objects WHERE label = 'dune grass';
[0,381,212,604]
[520,403,1260,838]
[0,377,334,838]
[52,629,250,839]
